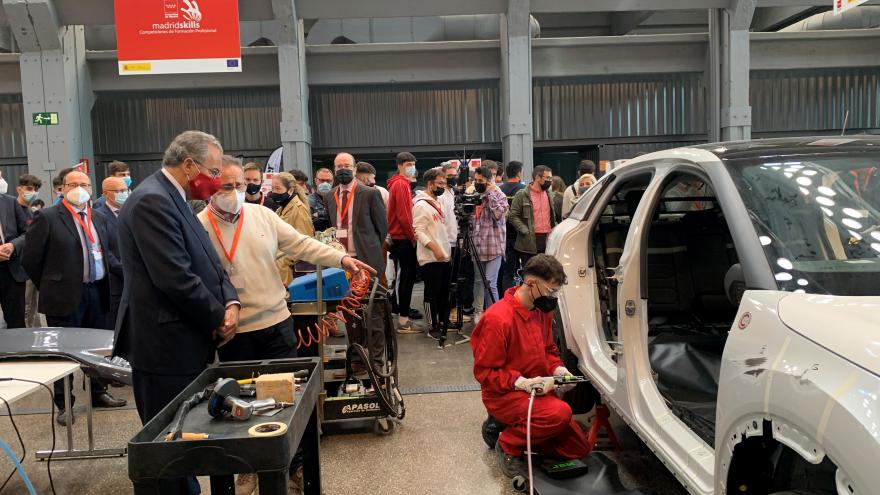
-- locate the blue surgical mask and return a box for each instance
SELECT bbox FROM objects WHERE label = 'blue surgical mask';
[123,176,133,188]
[316,182,332,194]
[405,165,417,178]
[115,190,130,206]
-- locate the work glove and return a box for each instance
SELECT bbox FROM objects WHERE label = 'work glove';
[514,376,556,396]
[553,366,577,394]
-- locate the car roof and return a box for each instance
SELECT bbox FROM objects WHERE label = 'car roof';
[691,135,880,162]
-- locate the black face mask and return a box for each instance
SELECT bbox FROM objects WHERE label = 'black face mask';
[432,187,446,197]
[531,284,559,313]
[246,183,261,196]
[446,177,458,188]
[335,169,354,185]
[474,182,487,194]
[540,181,552,191]
[270,192,291,204]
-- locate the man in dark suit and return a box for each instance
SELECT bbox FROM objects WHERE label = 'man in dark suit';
[0,189,30,329]
[93,176,128,336]
[323,152,388,365]
[15,174,43,327]
[114,130,239,426]
[22,170,126,426]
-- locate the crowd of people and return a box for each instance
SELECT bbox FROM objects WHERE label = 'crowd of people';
[0,129,600,493]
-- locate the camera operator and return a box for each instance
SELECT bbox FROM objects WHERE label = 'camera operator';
[472,165,508,311]
[413,168,451,341]
[439,161,474,324]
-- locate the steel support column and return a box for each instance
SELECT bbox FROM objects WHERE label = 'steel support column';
[707,9,722,143]
[4,0,94,199]
[720,0,756,141]
[501,0,533,178]
[272,0,311,179]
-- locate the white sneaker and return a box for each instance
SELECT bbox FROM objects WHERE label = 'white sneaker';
[397,318,420,334]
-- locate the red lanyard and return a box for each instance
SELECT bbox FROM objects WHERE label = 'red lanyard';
[207,207,245,265]
[335,182,357,216]
[259,194,265,206]
[61,199,95,244]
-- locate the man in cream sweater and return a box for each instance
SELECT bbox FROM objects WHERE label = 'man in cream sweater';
[198,157,374,362]
[413,168,452,341]
[200,157,373,494]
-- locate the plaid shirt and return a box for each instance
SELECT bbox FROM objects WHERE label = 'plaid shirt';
[473,188,509,262]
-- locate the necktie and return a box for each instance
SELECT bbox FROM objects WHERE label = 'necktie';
[79,212,97,283]
[339,190,349,250]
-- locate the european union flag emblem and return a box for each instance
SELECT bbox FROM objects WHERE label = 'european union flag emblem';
[227,59,239,68]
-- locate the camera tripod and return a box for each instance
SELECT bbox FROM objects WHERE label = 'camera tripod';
[437,212,496,349]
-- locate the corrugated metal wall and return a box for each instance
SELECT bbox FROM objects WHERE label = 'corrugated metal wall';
[92,89,282,156]
[0,94,27,160]
[599,141,704,162]
[1,68,878,162]
[752,68,880,134]
[533,73,707,141]
[309,82,501,149]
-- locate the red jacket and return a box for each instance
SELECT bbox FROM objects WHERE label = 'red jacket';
[471,288,564,400]
[387,174,416,242]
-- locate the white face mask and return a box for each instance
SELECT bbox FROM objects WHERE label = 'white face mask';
[65,187,90,206]
[0,177,7,195]
[214,191,245,214]
[114,190,130,206]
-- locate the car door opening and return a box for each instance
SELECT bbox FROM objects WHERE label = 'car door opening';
[642,174,741,446]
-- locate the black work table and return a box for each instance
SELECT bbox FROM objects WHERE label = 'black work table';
[127,358,321,494]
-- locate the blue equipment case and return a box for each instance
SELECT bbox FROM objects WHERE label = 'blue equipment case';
[288,268,350,302]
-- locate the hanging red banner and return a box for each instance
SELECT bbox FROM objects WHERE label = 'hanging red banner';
[114,0,242,75]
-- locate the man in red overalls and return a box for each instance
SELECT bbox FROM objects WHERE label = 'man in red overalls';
[471,254,590,477]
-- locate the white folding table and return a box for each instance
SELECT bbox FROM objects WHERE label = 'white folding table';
[0,359,126,460]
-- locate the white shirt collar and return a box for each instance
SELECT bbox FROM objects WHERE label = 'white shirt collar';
[161,167,187,202]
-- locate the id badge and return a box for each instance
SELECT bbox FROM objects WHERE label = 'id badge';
[336,228,348,239]
[229,265,245,290]
[230,274,246,290]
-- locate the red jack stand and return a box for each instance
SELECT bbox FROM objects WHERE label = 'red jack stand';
[586,404,621,452]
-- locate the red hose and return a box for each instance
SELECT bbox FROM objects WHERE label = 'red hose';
[296,270,372,349]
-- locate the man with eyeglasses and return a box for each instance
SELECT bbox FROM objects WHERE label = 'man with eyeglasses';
[470,254,587,478]
[113,131,234,494]
[23,170,127,427]
[94,176,129,335]
[198,156,373,494]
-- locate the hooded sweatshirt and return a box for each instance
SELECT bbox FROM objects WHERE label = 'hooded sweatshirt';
[387,174,416,242]
[412,190,451,266]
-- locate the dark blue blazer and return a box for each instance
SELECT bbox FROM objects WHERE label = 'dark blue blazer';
[21,202,112,317]
[93,203,124,303]
[0,195,29,283]
[113,170,238,374]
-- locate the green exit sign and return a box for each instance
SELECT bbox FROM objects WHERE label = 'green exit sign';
[33,112,59,126]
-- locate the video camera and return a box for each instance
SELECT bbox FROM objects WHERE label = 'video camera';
[451,158,483,221]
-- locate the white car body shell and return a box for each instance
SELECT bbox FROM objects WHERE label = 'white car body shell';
[546,144,880,495]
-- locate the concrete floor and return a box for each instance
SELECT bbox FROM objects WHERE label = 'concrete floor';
[0,283,688,494]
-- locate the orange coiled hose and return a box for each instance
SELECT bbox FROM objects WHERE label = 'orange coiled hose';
[296,270,372,349]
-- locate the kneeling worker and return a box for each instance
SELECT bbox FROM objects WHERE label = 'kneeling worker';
[470,254,589,476]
